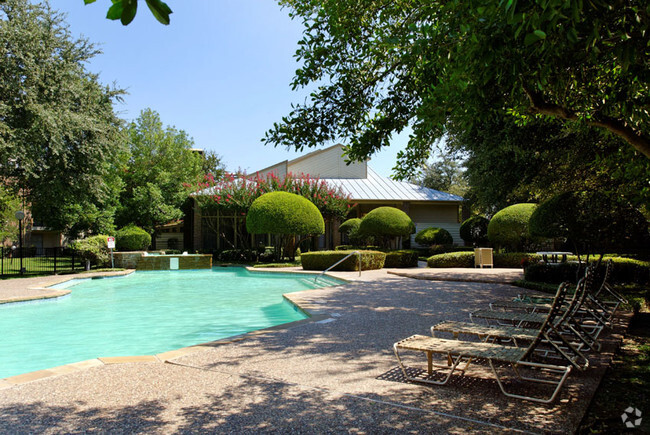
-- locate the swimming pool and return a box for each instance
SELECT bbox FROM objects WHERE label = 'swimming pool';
[0,267,342,379]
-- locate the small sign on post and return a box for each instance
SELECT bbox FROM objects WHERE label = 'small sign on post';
[107,236,116,268]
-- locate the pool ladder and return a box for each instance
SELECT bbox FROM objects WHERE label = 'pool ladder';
[315,251,361,283]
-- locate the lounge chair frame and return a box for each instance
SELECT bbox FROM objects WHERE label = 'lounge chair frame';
[393,283,573,403]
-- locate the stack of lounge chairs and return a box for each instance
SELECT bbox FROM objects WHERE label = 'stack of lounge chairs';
[393,260,624,403]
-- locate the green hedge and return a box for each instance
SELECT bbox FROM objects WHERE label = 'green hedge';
[427,251,474,268]
[383,250,419,268]
[358,207,415,237]
[494,253,541,268]
[460,215,489,245]
[524,257,650,285]
[427,245,474,256]
[487,203,538,251]
[426,251,543,268]
[301,250,386,271]
[116,225,151,251]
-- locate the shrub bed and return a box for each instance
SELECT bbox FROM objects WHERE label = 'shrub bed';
[524,257,650,285]
[427,252,474,268]
[301,250,386,271]
[383,250,419,268]
[427,245,474,256]
[493,253,541,268]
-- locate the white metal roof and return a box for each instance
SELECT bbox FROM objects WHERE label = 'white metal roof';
[322,167,463,202]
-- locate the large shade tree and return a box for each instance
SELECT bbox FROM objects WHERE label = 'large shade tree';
[265,0,650,178]
[118,108,207,235]
[0,0,125,237]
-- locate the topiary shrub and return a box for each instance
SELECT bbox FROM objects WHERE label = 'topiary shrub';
[414,227,453,246]
[487,203,538,251]
[383,250,419,268]
[247,192,325,261]
[116,225,151,251]
[301,250,386,271]
[427,251,474,268]
[358,207,415,248]
[339,217,370,246]
[71,235,111,270]
[460,215,489,246]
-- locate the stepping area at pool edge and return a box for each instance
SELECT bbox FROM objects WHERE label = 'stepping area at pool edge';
[0,267,629,433]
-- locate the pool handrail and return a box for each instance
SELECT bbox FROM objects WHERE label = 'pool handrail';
[315,250,361,283]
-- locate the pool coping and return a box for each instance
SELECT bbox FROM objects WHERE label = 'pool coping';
[0,267,346,388]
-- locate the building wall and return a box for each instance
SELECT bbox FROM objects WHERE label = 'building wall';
[288,146,366,179]
[408,203,462,246]
[256,161,287,179]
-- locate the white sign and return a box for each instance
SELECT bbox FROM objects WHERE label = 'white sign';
[107,236,116,249]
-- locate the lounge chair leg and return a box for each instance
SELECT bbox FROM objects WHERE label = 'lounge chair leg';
[489,360,572,404]
[393,344,464,385]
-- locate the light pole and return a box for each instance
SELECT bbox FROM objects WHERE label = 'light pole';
[15,210,25,274]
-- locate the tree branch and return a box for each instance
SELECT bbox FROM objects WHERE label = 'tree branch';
[523,85,650,159]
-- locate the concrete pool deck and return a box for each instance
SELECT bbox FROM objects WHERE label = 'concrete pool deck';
[0,267,629,433]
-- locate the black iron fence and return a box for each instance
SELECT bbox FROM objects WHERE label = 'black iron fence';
[0,247,86,277]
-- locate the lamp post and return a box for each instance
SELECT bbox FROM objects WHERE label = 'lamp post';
[15,210,25,275]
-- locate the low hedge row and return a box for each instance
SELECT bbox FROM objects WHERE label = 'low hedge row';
[383,250,419,268]
[426,252,543,268]
[524,257,650,285]
[301,250,386,271]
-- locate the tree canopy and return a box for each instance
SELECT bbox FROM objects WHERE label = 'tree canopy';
[265,0,650,178]
[83,0,172,25]
[0,0,126,237]
[117,108,205,233]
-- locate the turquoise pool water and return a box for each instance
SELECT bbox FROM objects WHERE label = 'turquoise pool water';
[0,267,341,379]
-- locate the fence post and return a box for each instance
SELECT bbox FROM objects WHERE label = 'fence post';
[71,249,75,272]
[53,247,57,274]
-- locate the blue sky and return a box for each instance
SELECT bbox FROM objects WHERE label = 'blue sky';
[54,1,408,177]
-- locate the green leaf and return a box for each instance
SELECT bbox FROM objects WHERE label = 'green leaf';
[106,2,123,20]
[524,30,546,45]
[567,27,578,43]
[146,0,173,25]
[84,0,97,5]
[121,0,137,25]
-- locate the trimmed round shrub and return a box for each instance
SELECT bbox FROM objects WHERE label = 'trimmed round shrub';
[116,225,151,251]
[339,218,361,235]
[246,192,324,235]
[384,250,419,268]
[487,203,538,251]
[414,227,453,246]
[358,207,415,238]
[427,251,474,268]
[301,250,386,271]
[71,235,111,267]
[459,215,489,246]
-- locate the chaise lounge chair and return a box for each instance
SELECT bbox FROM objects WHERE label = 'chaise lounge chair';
[393,283,574,403]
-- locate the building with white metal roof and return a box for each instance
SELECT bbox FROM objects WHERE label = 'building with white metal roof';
[188,144,464,251]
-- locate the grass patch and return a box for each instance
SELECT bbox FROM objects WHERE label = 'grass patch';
[578,312,650,433]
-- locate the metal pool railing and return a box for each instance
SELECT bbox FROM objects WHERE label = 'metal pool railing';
[315,250,361,283]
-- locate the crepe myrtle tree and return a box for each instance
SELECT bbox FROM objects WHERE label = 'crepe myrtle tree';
[246,192,325,261]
